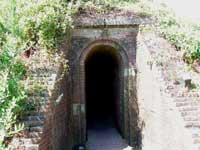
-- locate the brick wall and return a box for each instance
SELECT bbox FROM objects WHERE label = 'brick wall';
[69,14,142,148]
[137,32,199,150]
[9,34,74,150]
[39,69,69,150]
[10,14,149,150]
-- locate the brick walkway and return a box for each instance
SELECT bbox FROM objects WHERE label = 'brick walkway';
[86,119,132,150]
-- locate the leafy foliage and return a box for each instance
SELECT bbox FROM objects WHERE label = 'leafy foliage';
[130,0,200,62]
[0,0,76,148]
[156,5,200,62]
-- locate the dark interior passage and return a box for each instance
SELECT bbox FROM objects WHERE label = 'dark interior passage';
[85,46,120,132]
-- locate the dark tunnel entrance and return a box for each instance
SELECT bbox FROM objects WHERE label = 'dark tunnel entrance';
[85,46,122,137]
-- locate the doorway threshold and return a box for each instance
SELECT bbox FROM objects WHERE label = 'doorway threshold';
[86,125,132,150]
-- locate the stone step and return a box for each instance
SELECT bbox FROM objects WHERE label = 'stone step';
[22,116,44,122]
[173,98,189,102]
[26,109,46,115]
[87,145,131,150]
[176,102,190,107]
[28,132,43,138]
[28,91,49,98]
[20,137,41,145]
[24,144,39,150]
[193,138,200,144]
[31,101,50,107]
[192,133,200,138]
[175,101,200,106]
[183,117,199,121]
[31,104,50,111]
[181,111,200,117]
[185,122,200,129]
[179,107,199,112]
[29,126,43,132]
[24,120,44,127]
[177,95,200,147]
[86,127,131,150]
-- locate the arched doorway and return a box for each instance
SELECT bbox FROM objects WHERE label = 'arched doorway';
[78,41,131,143]
[84,45,128,149]
[71,40,141,149]
[85,45,121,136]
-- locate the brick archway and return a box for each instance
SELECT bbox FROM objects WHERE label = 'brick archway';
[69,39,141,148]
[79,40,129,141]
[69,22,141,149]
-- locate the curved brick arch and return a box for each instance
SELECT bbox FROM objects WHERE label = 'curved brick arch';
[79,39,129,67]
[70,25,141,149]
[72,39,141,148]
